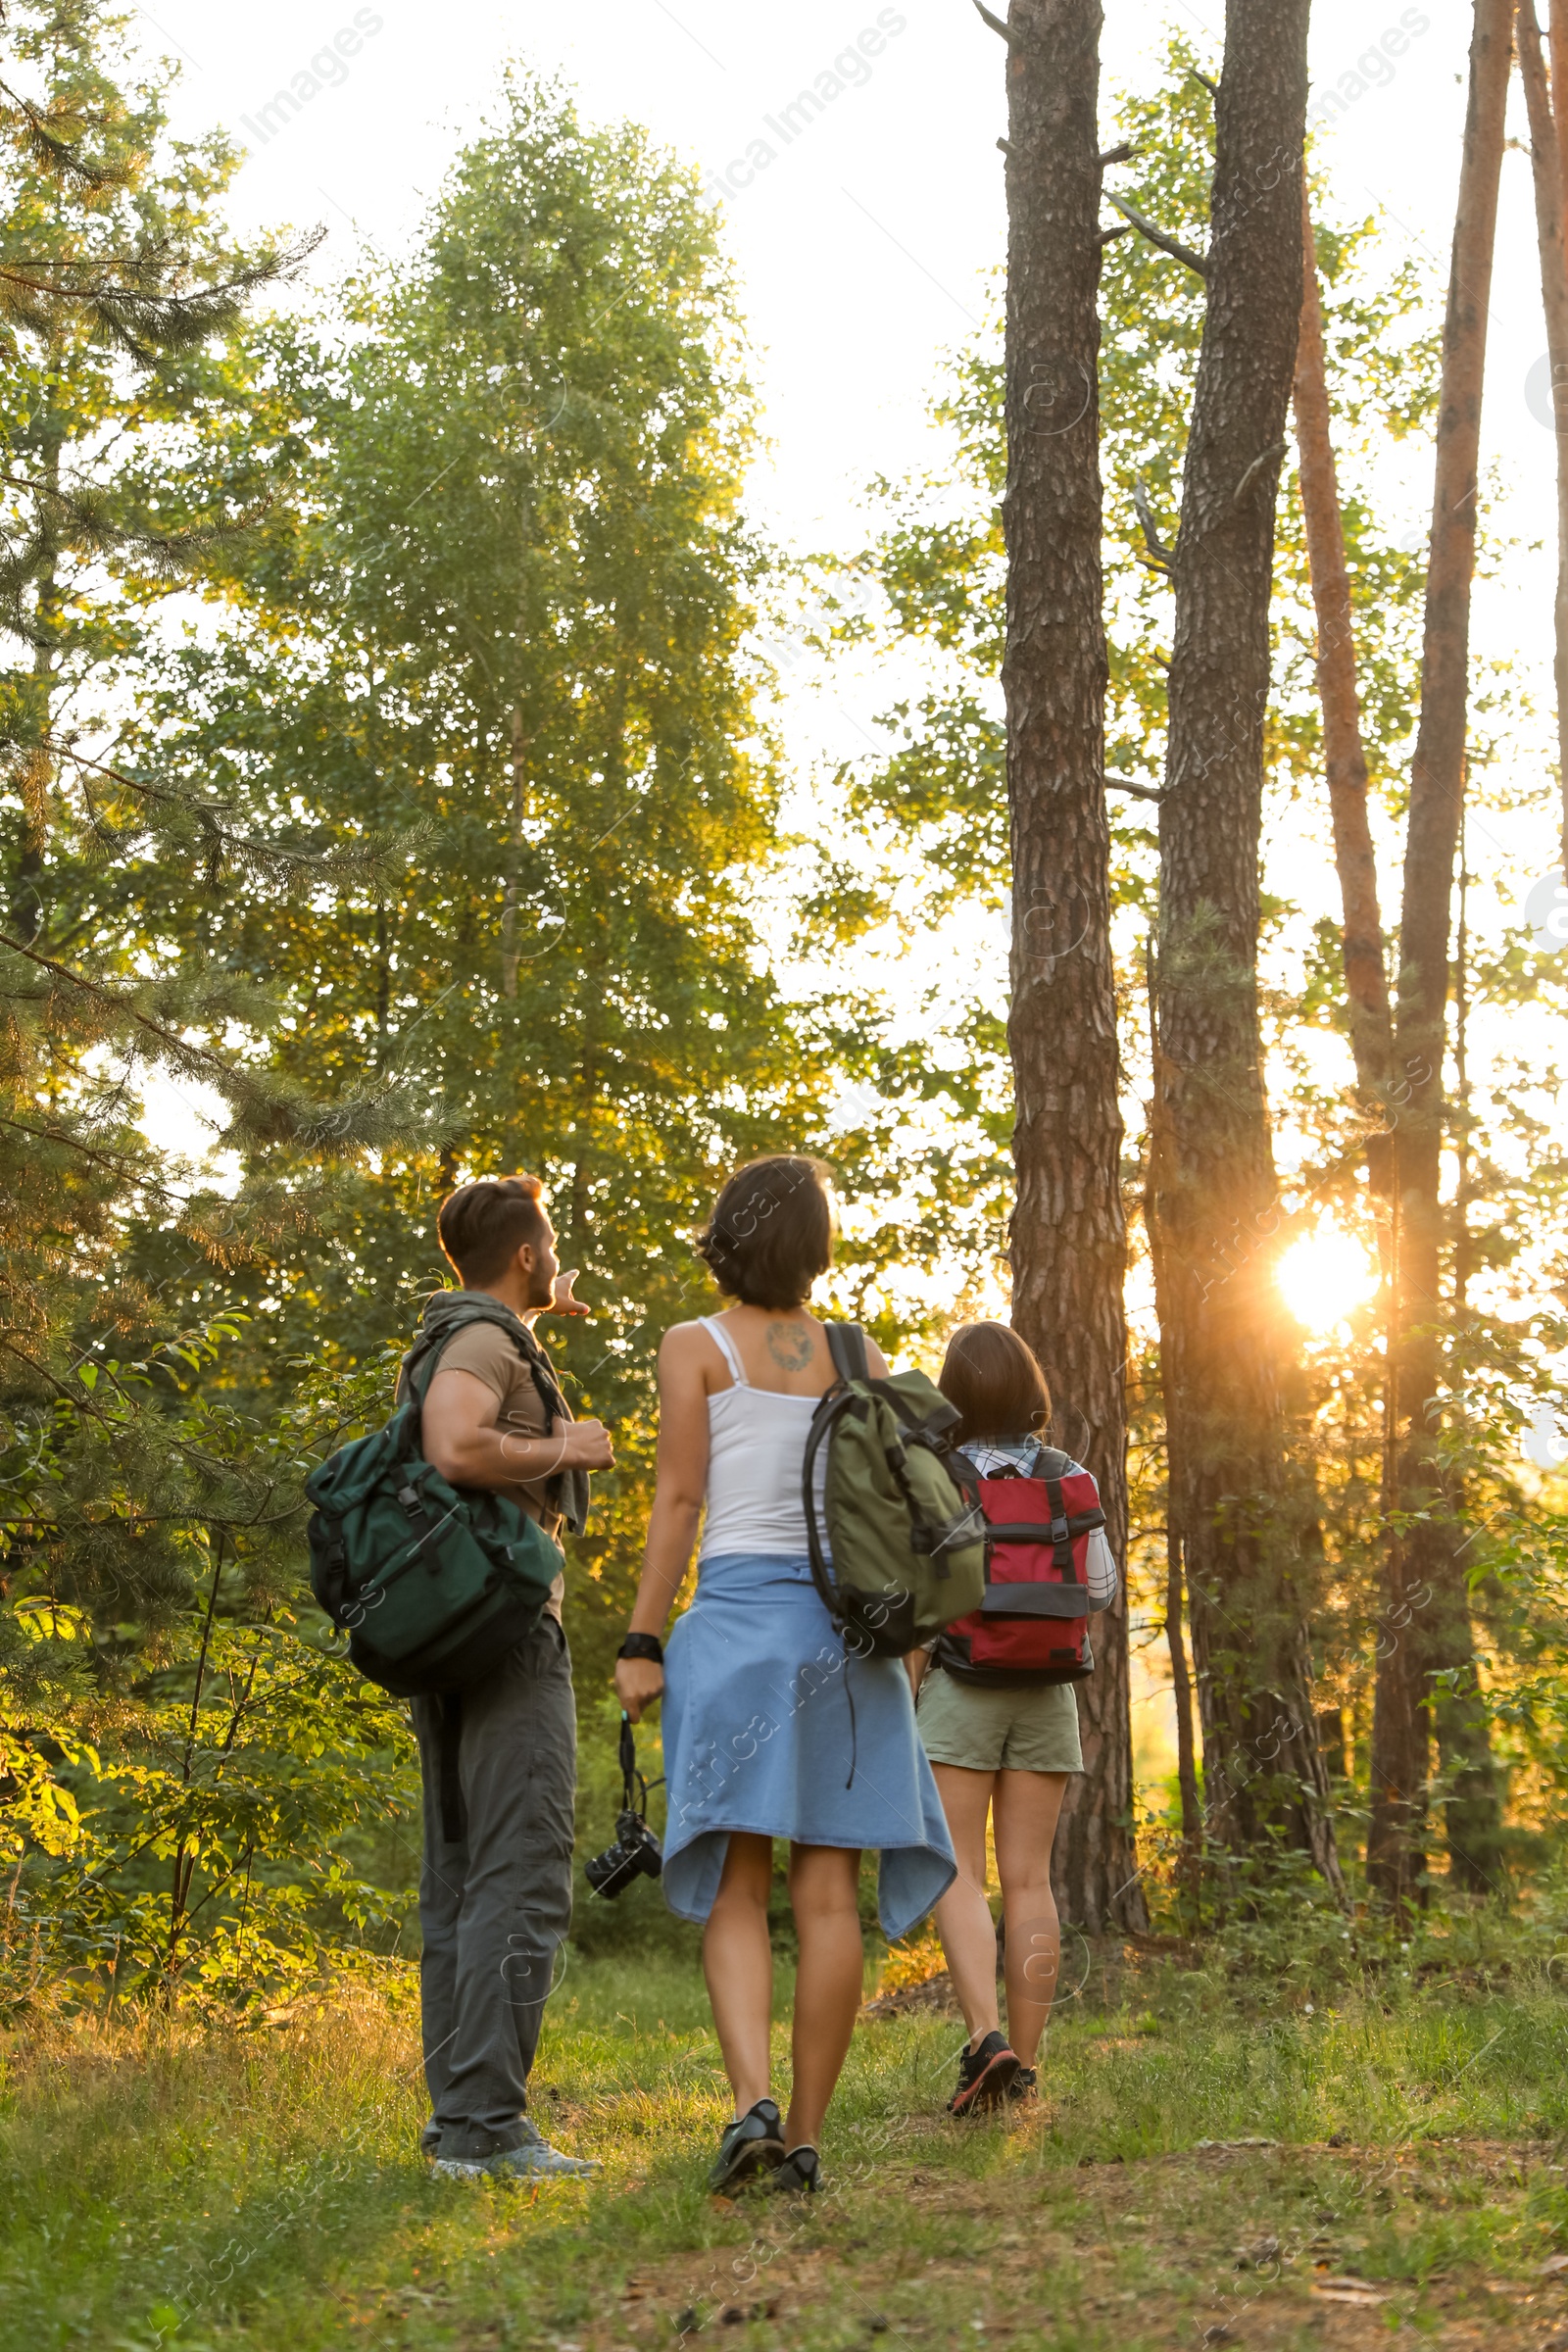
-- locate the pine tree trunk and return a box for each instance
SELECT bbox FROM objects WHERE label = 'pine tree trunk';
[1292,184,1395,1122]
[1369,0,1512,1909]
[1518,3,1568,881]
[1553,0,1568,868]
[1146,0,1340,1888]
[1001,0,1144,1934]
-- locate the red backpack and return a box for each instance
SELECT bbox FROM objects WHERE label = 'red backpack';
[935,1443,1103,1687]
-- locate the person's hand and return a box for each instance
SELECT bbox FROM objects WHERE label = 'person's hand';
[561,1417,613,1471]
[614,1655,664,1722]
[547,1268,591,1317]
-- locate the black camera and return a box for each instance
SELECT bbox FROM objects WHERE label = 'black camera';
[585,1715,662,1899]
[585,1805,662,1896]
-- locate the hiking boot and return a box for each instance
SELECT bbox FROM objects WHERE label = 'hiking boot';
[709,2097,786,2192]
[763,2143,821,2195]
[1006,2065,1038,2103]
[948,2030,1021,2116]
[432,2118,600,2181]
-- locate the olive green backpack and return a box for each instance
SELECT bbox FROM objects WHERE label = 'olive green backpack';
[802,1324,987,1656]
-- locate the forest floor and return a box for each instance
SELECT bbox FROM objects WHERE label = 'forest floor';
[4,1940,1568,2352]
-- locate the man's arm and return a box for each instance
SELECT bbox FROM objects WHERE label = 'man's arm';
[421,1366,612,1493]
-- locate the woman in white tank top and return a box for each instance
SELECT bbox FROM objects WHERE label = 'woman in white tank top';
[614,1156,955,2200]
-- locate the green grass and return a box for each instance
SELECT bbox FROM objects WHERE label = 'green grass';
[5,1948,1568,2351]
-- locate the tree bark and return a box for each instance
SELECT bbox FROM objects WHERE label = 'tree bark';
[1165,1527,1201,1850]
[1292,182,1395,1127]
[1145,946,1201,1882]
[1518,2,1568,880]
[1146,0,1341,1889]
[1000,0,1144,1933]
[1369,0,1512,1909]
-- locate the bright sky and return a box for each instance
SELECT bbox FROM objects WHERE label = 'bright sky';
[129,0,1559,855]
[135,3,1548,608]
[130,0,1562,1228]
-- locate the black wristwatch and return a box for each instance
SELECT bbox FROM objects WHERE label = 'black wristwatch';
[617,1632,664,1665]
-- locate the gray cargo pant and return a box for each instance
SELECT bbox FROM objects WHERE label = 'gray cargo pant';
[412,1614,576,2160]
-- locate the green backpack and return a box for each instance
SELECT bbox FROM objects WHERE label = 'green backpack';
[305,1300,566,1700]
[802,1324,987,1657]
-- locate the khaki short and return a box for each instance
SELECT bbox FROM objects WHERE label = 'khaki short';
[916,1666,1083,1776]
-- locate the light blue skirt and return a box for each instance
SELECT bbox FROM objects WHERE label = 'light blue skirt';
[660,1550,956,1940]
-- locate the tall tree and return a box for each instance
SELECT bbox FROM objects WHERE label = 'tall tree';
[0,0,346,1402]
[123,72,830,1680]
[0,0,312,939]
[1369,0,1513,1907]
[1143,0,1341,1884]
[996,0,1143,1932]
[1517,1,1568,882]
[841,41,1457,1890]
[0,5,411,1998]
[1292,184,1396,1138]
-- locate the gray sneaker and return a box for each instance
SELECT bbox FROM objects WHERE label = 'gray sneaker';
[431,2118,599,2181]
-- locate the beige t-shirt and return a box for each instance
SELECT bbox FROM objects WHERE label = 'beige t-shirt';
[435,1322,566,1624]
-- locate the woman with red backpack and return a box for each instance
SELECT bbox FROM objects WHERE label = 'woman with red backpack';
[909,1321,1119,2116]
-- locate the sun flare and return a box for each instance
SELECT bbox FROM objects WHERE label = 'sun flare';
[1277,1226,1378,1333]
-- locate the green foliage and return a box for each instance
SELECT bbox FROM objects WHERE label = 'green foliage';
[0,1327,417,2005]
[0,0,399,1430]
[1,54,862,2004]
[125,68,830,1410]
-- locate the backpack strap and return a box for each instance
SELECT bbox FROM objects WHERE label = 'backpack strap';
[801,1387,851,1623]
[825,1321,870,1386]
[1043,1476,1083,1585]
[397,1328,450,1406]
[1027,1441,1076,1479]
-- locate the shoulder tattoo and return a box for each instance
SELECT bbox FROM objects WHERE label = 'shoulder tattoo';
[765,1321,814,1372]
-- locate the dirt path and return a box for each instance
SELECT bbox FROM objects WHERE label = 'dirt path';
[588,2137,1568,2352]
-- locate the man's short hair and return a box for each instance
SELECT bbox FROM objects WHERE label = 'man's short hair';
[437,1174,550,1285]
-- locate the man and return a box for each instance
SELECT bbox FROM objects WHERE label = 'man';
[412,1172,612,2180]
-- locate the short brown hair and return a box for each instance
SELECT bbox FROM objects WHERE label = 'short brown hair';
[937,1322,1051,1445]
[437,1174,550,1285]
[695,1155,834,1310]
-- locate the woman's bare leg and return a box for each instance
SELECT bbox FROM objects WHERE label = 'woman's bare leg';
[930,1763,1004,2048]
[702,1833,776,2116]
[783,1843,864,2147]
[992,1770,1069,2067]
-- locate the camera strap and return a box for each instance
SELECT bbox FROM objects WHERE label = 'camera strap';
[618,1711,663,1821]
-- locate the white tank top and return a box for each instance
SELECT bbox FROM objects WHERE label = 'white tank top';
[697,1316,830,1562]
